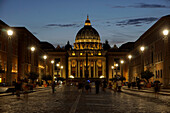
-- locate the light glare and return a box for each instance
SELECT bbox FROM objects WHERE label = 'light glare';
[7,30,13,36]
[120,60,124,64]
[140,46,145,52]
[43,55,47,60]
[51,60,54,64]
[163,29,169,36]
[31,46,35,52]
[128,55,132,59]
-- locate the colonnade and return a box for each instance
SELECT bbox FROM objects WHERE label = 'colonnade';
[68,59,106,78]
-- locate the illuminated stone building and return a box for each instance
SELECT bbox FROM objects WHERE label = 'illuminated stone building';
[0,21,51,85]
[129,15,170,87]
[0,20,18,84]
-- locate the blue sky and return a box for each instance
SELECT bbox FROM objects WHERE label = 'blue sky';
[0,0,170,47]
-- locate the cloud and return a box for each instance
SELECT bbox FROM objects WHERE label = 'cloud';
[112,6,126,8]
[132,3,170,8]
[111,3,170,8]
[45,23,80,28]
[116,17,158,26]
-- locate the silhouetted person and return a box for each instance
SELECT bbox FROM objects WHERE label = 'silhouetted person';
[95,80,100,94]
[102,79,107,92]
[117,80,122,92]
[137,80,141,90]
[85,80,90,94]
[51,81,56,93]
[154,82,160,98]
[15,81,22,99]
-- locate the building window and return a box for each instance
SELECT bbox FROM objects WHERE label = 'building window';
[161,70,162,78]
[158,70,159,78]
[151,51,153,64]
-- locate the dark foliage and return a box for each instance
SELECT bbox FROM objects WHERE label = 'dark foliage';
[26,72,39,83]
[141,70,154,82]
[42,75,53,82]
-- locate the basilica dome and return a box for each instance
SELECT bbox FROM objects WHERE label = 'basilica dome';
[74,16,102,50]
[75,16,100,42]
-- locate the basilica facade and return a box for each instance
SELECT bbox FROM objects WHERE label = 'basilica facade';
[48,16,130,82]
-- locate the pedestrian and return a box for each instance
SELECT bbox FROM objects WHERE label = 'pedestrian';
[109,82,112,89]
[102,79,107,92]
[154,82,160,98]
[113,80,117,92]
[51,81,56,93]
[23,82,29,99]
[137,80,141,90]
[117,80,122,92]
[85,80,90,94]
[128,82,131,88]
[95,80,100,94]
[15,80,22,99]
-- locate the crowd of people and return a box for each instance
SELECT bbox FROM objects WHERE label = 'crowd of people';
[74,79,123,94]
[12,78,161,99]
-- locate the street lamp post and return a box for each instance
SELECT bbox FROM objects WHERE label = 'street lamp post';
[128,55,132,82]
[31,46,35,72]
[43,55,47,75]
[56,63,60,77]
[120,60,124,78]
[51,60,54,82]
[61,66,63,77]
[115,63,118,78]
[111,66,114,79]
[7,29,13,86]
[140,46,145,78]
[163,29,169,87]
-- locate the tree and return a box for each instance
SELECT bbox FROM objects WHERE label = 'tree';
[56,77,65,82]
[141,70,154,82]
[119,76,126,82]
[27,72,39,83]
[42,75,52,83]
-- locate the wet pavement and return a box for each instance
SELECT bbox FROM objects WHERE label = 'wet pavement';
[0,86,170,113]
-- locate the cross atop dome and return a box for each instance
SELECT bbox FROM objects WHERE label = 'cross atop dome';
[85,15,91,26]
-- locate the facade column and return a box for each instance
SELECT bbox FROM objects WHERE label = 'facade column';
[96,60,98,78]
[69,60,71,77]
[78,60,80,78]
[93,60,96,78]
[102,60,105,77]
[83,60,85,78]
[75,60,78,77]
[89,60,91,78]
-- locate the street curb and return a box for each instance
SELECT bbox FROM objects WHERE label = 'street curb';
[122,90,170,106]
[122,88,170,96]
[0,87,50,97]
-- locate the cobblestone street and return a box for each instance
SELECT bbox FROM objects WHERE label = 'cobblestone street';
[0,86,170,113]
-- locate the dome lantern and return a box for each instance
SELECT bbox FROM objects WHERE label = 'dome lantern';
[85,15,91,26]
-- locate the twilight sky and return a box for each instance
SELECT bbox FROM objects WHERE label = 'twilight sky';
[0,0,170,47]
